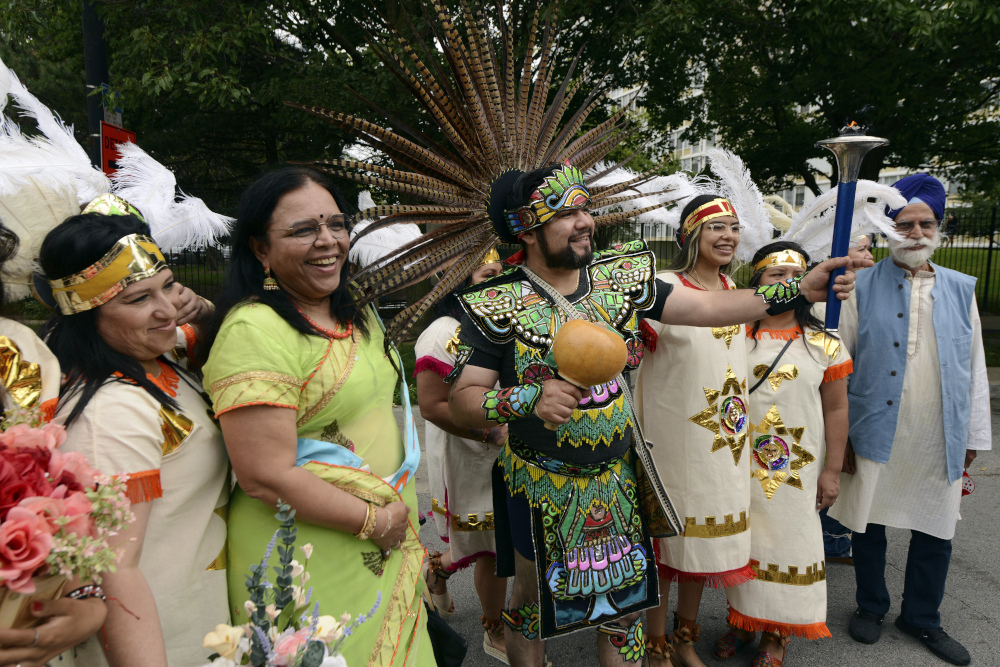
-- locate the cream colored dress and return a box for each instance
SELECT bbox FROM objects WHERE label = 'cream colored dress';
[0,318,60,420]
[635,271,753,586]
[56,328,229,666]
[725,325,851,638]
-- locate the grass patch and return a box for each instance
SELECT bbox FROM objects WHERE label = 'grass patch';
[392,340,418,406]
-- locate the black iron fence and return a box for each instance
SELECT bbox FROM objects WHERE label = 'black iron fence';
[177,204,1000,321]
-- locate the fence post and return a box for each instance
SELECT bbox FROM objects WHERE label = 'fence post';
[984,206,998,311]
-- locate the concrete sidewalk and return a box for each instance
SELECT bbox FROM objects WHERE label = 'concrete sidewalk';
[397,403,1000,667]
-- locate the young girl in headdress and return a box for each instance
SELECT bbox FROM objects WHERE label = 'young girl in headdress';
[715,241,851,667]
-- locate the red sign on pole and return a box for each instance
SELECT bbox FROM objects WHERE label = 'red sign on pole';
[100,121,136,176]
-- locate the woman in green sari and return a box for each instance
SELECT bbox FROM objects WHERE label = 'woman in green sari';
[200,167,433,667]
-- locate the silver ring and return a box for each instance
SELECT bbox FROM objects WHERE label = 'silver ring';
[32,627,39,647]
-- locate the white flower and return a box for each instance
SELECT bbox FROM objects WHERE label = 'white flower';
[266,603,280,621]
[301,571,311,586]
[243,600,255,617]
[315,615,345,643]
[202,624,245,662]
[292,585,308,608]
[289,560,305,578]
[301,543,314,559]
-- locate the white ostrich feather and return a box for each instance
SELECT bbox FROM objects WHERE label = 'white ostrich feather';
[586,163,692,227]
[782,180,906,260]
[349,190,422,269]
[0,60,110,205]
[706,149,775,262]
[763,195,796,232]
[111,142,233,248]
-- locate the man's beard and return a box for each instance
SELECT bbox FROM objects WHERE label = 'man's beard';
[537,228,594,270]
[889,231,941,269]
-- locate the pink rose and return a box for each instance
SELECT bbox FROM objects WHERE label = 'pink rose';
[0,506,54,593]
[19,492,93,538]
[0,423,62,450]
[61,491,95,537]
[272,628,311,666]
[48,449,94,491]
[16,497,64,535]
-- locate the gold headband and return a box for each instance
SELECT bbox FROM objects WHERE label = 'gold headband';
[49,234,167,315]
[682,198,737,237]
[752,250,808,277]
[479,247,501,267]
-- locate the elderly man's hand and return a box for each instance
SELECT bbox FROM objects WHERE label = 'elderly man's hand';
[965,449,977,469]
[800,256,874,302]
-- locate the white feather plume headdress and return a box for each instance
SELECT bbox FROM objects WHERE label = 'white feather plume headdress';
[349,190,423,270]
[704,149,776,263]
[780,180,906,261]
[586,162,688,229]
[0,57,232,298]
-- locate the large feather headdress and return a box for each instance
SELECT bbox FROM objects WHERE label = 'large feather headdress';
[780,180,906,261]
[0,57,232,299]
[288,0,678,343]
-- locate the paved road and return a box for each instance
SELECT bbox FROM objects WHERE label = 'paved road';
[398,404,1000,666]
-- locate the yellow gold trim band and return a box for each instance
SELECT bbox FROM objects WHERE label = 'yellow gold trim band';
[752,250,807,277]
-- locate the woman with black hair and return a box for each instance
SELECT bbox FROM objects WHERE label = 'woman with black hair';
[200,167,434,667]
[414,250,507,660]
[716,241,851,667]
[40,207,226,666]
[635,193,754,667]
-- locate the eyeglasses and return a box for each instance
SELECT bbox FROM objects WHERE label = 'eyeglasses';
[893,220,938,233]
[704,222,742,234]
[279,215,353,244]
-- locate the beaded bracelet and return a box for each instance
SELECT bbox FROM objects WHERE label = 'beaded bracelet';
[67,584,106,600]
[356,503,377,540]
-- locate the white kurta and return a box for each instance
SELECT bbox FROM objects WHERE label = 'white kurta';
[726,326,851,638]
[56,329,230,666]
[831,267,992,540]
[415,316,497,566]
[634,271,753,586]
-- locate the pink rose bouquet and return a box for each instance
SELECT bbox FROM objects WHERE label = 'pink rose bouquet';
[0,407,134,622]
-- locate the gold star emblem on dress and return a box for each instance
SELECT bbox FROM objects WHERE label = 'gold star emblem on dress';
[711,325,742,349]
[688,364,748,465]
[752,363,799,391]
[748,404,814,500]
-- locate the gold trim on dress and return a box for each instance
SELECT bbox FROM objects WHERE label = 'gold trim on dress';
[749,558,826,586]
[206,505,228,571]
[806,331,842,361]
[751,250,807,278]
[209,370,305,395]
[159,405,194,456]
[0,336,43,409]
[752,363,799,391]
[431,498,495,532]
[297,333,359,428]
[682,511,749,538]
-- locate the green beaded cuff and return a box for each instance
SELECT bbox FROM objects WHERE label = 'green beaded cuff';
[482,383,542,424]
[756,274,807,316]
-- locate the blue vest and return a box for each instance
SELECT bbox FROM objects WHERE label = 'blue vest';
[849,258,975,483]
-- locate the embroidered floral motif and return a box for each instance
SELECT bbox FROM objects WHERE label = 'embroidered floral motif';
[598,617,646,663]
[482,384,542,423]
[502,602,541,640]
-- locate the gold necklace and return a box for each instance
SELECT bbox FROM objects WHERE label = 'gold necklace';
[685,269,723,291]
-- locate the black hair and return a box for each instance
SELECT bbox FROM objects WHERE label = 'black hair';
[747,241,833,350]
[39,213,183,426]
[504,163,567,255]
[198,167,369,365]
[0,221,20,311]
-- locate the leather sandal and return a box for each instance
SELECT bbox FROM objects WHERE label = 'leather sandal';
[713,627,755,660]
[669,614,701,667]
[482,616,509,665]
[646,634,675,662]
[421,551,455,618]
[751,631,789,667]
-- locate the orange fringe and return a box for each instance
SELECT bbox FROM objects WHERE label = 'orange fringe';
[726,604,831,640]
[747,327,802,341]
[120,469,162,503]
[823,360,853,383]
[657,562,757,589]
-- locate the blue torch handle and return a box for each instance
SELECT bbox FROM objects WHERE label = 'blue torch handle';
[823,180,858,332]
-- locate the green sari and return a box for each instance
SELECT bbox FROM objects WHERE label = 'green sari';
[204,304,433,667]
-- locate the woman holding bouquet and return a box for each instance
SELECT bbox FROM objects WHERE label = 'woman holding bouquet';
[39,208,228,666]
[200,167,434,667]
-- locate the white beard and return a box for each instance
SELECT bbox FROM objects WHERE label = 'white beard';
[889,232,941,269]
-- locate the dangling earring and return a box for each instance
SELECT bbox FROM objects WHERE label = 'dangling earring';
[263,266,279,291]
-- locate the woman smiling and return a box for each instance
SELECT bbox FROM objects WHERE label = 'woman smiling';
[200,167,433,667]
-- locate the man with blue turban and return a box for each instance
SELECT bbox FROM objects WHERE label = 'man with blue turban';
[830,173,990,665]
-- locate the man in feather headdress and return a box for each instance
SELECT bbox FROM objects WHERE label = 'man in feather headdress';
[831,173,989,666]
[446,162,866,665]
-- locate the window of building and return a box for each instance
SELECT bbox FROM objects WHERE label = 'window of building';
[795,186,805,207]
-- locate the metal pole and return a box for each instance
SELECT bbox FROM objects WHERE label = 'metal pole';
[82,0,109,168]
[984,206,998,309]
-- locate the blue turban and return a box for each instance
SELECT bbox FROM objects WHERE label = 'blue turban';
[886,173,946,222]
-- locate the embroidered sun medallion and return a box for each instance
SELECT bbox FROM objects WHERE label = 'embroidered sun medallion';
[689,364,748,465]
[748,404,814,500]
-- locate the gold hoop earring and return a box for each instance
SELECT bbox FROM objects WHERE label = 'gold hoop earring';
[263,267,280,291]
